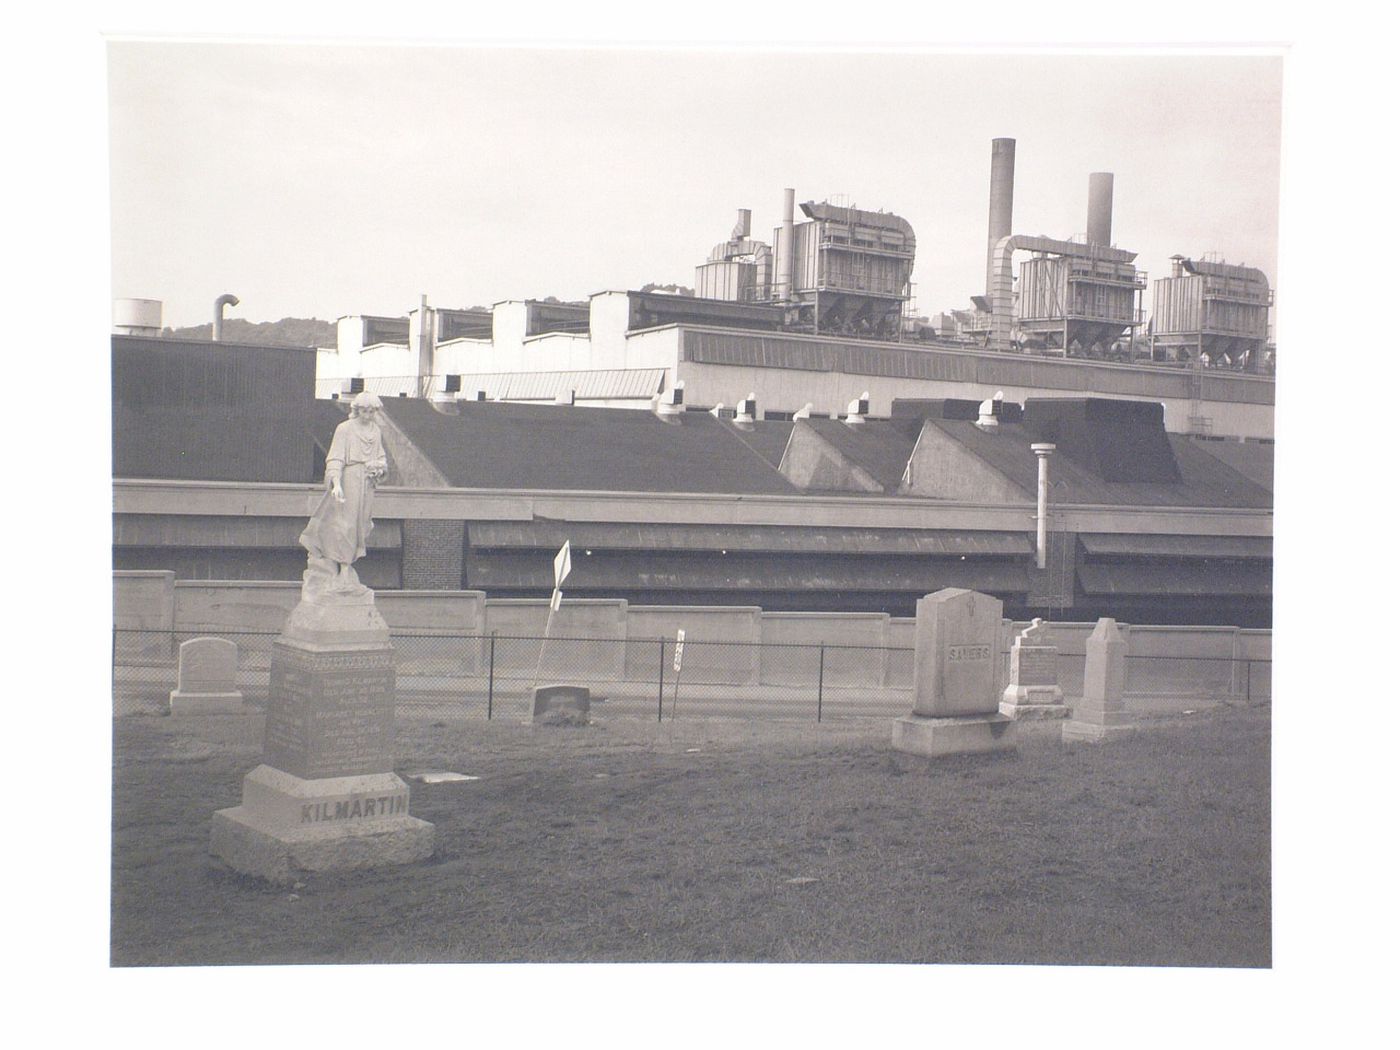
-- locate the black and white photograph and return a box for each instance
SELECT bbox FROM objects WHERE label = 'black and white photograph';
[12,5,1392,1046]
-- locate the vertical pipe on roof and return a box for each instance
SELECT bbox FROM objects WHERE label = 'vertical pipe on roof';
[1032,443,1056,571]
[987,138,1016,298]
[1087,172,1114,247]
[212,294,239,341]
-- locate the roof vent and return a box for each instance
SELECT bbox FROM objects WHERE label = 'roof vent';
[733,393,758,427]
[977,390,1005,429]
[843,391,871,426]
[654,379,685,422]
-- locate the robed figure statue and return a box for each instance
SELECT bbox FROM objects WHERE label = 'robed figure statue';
[300,391,387,596]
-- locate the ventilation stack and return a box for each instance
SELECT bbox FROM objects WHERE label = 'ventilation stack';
[1087,173,1114,247]
[986,138,1016,298]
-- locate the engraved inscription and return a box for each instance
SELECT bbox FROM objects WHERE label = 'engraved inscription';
[1012,647,1057,685]
[264,645,396,779]
[948,644,992,662]
[299,794,408,824]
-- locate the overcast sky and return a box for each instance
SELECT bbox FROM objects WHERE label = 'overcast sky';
[108,44,1281,331]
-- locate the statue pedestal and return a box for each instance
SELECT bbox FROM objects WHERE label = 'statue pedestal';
[211,592,434,882]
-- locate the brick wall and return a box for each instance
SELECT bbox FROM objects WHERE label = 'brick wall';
[401,519,466,590]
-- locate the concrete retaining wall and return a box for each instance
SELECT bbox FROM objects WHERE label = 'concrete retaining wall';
[625,606,764,685]
[758,612,890,686]
[112,575,1271,703]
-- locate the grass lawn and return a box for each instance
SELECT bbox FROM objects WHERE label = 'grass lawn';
[110,706,1269,967]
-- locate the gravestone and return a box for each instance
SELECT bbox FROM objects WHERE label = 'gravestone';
[212,393,433,881]
[211,593,435,881]
[532,684,591,727]
[1062,618,1136,743]
[892,588,1017,757]
[169,637,246,715]
[998,618,1068,720]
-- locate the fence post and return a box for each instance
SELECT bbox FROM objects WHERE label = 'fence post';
[487,633,496,720]
[658,639,666,723]
[1245,659,1251,705]
[817,643,825,723]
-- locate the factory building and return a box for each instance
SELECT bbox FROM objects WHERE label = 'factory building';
[306,138,1271,440]
[112,334,1272,626]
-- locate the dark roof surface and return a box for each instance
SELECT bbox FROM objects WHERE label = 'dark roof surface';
[1189,439,1274,491]
[801,419,922,492]
[928,418,1273,508]
[379,398,801,495]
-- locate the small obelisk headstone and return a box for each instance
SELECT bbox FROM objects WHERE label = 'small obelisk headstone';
[170,636,246,715]
[211,393,434,881]
[998,618,1068,720]
[1062,618,1135,743]
[892,588,1017,757]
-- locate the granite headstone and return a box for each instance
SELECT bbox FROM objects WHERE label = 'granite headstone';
[170,636,246,715]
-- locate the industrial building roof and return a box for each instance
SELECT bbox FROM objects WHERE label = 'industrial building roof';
[797,419,923,493]
[377,398,802,495]
[925,418,1273,508]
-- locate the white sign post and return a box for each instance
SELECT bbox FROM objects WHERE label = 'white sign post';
[534,541,573,700]
[670,628,685,719]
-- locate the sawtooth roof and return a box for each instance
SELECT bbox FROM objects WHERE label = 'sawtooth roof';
[377,397,801,495]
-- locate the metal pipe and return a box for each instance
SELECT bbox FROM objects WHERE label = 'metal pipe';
[212,293,239,341]
[987,138,1015,298]
[1087,173,1114,247]
[777,187,796,302]
[1032,443,1056,569]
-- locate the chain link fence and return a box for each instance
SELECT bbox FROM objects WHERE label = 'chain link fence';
[113,628,1270,720]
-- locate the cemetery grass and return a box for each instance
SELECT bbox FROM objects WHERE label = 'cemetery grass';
[110,705,1270,967]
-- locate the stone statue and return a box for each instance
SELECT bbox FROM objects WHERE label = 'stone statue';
[300,391,387,596]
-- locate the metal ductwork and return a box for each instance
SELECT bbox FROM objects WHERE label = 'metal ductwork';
[212,293,239,341]
[987,138,1016,298]
[1087,173,1114,247]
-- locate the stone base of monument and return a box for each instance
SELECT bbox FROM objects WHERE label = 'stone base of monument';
[531,684,591,727]
[211,765,434,882]
[891,712,1017,758]
[210,593,435,882]
[998,684,1069,721]
[170,689,248,716]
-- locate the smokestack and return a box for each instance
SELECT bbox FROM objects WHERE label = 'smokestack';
[1087,172,1114,247]
[987,138,1016,298]
[212,294,239,341]
[776,188,796,302]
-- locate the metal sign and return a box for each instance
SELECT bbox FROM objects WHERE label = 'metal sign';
[673,629,685,672]
[554,541,572,588]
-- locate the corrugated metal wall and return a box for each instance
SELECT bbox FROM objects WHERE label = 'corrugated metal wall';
[680,329,1275,405]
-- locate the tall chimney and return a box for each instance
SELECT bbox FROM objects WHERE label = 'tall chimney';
[987,138,1016,298]
[776,188,796,302]
[1087,172,1114,247]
